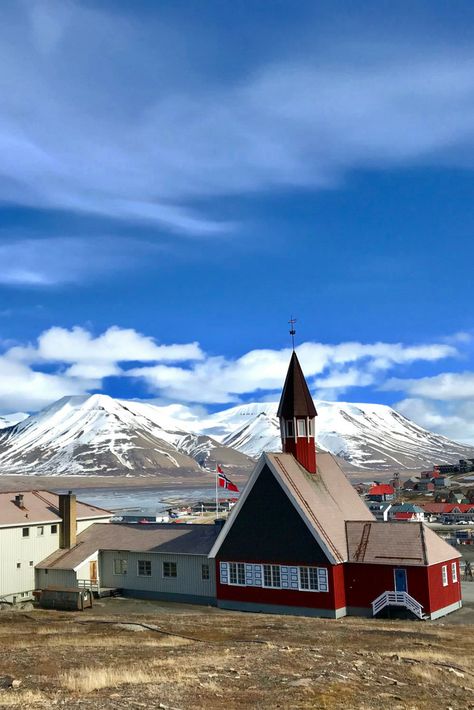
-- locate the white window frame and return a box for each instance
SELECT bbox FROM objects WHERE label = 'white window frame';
[137,560,152,577]
[263,564,281,589]
[113,558,127,575]
[37,526,44,537]
[297,419,306,437]
[286,420,294,438]
[51,524,58,534]
[298,566,328,592]
[163,561,177,579]
[201,563,210,581]
[22,527,29,538]
[308,418,314,436]
[228,562,246,586]
[442,564,448,587]
[451,562,457,583]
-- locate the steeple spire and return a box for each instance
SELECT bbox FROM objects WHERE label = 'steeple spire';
[277,351,318,473]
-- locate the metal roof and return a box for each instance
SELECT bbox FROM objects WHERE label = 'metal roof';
[0,490,111,527]
[210,451,375,564]
[37,522,220,570]
[277,351,317,419]
[346,521,461,566]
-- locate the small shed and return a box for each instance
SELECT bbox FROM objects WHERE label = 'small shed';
[38,586,93,611]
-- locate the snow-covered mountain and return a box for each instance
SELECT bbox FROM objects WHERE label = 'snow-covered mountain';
[0,395,252,476]
[198,401,474,471]
[0,394,472,476]
[0,413,28,429]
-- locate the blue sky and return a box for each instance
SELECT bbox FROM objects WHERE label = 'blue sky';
[1,0,474,443]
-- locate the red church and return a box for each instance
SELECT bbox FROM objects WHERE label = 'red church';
[210,352,462,620]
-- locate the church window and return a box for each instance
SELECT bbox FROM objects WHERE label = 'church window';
[263,564,281,588]
[297,419,306,437]
[299,566,328,592]
[441,565,448,586]
[286,420,294,437]
[229,562,245,585]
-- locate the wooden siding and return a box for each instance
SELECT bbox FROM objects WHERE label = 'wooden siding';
[0,517,104,601]
[36,568,77,590]
[0,523,61,600]
[99,551,215,598]
[216,561,344,612]
[217,464,329,564]
[77,517,110,534]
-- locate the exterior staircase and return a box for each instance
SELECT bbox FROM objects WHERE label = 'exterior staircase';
[372,590,426,620]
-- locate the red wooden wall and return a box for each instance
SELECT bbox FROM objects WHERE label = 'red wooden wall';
[216,560,345,612]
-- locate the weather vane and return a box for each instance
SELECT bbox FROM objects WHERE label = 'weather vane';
[288,316,297,350]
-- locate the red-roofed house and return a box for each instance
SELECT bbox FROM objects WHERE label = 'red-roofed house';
[367,484,395,502]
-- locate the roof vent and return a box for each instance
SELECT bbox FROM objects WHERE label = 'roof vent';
[15,494,25,509]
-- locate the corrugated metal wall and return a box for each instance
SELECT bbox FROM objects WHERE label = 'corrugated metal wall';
[100,551,216,598]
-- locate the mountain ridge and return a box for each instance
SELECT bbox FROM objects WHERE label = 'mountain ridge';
[0,393,472,475]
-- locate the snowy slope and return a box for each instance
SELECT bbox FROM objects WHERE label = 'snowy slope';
[0,413,28,429]
[0,395,252,476]
[201,401,474,470]
[0,394,473,475]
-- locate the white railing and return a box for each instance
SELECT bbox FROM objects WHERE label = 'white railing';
[77,579,100,593]
[372,590,424,619]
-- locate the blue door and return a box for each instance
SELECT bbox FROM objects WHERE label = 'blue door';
[394,568,407,592]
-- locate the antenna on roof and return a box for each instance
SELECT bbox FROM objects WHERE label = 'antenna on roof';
[288,316,297,350]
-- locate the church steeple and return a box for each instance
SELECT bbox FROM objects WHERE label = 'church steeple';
[277,351,318,473]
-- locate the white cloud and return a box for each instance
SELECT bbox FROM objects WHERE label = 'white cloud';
[0,237,152,286]
[129,340,457,405]
[0,356,96,411]
[0,327,458,412]
[2,4,474,233]
[395,397,474,446]
[383,371,474,400]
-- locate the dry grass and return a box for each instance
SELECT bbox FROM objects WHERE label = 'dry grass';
[0,606,472,709]
[0,691,46,707]
[59,666,158,693]
[410,665,443,682]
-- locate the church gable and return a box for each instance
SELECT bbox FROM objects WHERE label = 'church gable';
[217,464,330,564]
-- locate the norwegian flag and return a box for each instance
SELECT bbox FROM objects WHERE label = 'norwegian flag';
[217,465,239,493]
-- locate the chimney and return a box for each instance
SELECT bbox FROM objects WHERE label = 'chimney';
[59,491,77,549]
[277,351,318,473]
[14,494,25,509]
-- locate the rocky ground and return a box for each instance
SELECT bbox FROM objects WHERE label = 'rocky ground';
[0,598,473,709]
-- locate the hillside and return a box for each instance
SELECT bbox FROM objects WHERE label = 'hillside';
[0,394,473,476]
[200,401,474,470]
[0,395,252,476]
[0,601,471,709]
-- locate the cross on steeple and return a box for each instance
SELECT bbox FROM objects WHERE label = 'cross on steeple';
[288,316,297,350]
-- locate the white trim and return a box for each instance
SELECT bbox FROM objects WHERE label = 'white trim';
[227,561,246,586]
[451,561,458,583]
[0,514,111,530]
[208,453,338,564]
[441,564,448,587]
[73,550,99,572]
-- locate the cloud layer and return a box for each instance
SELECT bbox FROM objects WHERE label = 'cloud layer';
[3,2,474,237]
[0,324,459,415]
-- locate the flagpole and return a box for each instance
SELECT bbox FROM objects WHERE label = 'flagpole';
[216,465,219,519]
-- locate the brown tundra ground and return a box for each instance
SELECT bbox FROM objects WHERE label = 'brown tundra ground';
[0,598,473,710]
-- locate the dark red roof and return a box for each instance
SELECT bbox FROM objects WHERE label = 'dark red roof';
[421,503,474,514]
[277,351,317,419]
[368,484,394,496]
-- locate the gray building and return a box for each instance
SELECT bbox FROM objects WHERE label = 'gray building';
[37,521,220,605]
